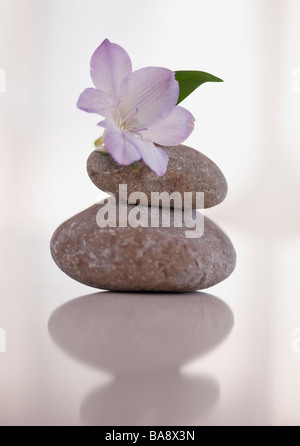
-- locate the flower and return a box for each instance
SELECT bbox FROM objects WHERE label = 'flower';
[77,39,195,176]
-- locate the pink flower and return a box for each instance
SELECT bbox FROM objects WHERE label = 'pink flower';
[77,39,195,176]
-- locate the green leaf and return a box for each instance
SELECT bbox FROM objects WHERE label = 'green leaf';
[175,71,223,104]
[94,136,103,148]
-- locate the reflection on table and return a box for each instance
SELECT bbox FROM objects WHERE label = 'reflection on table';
[48,291,234,425]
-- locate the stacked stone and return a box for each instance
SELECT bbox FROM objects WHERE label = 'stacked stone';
[51,144,236,291]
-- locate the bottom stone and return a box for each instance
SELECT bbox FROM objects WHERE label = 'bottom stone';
[50,199,236,291]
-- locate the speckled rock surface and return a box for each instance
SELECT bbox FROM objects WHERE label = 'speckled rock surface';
[50,199,236,291]
[87,144,227,209]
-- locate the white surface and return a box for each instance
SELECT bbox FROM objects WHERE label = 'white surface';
[1,225,300,426]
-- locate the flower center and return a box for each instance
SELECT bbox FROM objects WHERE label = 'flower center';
[119,107,138,130]
[110,102,148,138]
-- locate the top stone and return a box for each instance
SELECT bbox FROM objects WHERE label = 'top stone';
[87,144,227,209]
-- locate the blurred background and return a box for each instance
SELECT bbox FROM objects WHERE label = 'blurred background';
[0,0,300,425]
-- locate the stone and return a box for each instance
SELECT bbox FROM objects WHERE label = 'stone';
[50,199,236,292]
[87,144,227,209]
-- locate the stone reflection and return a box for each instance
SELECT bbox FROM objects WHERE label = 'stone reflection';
[81,371,219,426]
[48,292,234,425]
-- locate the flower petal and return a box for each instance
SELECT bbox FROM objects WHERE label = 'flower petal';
[90,39,132,98]
[119,67,179,128]
[104,125,141,166]
[126,134,169,176]
[77,88,113,117]
[97,117,114,128]
[140,106,195,145]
